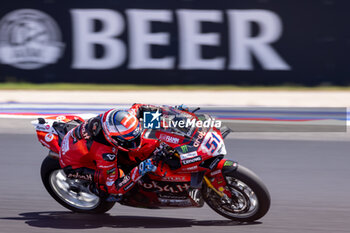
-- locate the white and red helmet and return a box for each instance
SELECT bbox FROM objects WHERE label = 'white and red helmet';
[101,109,142,151]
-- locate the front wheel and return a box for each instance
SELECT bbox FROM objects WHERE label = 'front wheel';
[41,155,115,213]
[203,165,270,222]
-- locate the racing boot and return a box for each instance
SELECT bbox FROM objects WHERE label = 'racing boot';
[188,187,204,207]
[188,172,205,207]
[104,159,158,202]
[106,193,123,202]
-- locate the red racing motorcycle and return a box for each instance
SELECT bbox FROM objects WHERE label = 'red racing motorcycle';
[32,106,270,222]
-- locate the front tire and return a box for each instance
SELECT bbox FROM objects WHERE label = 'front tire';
[41,156,115,213]
[203,165,270,222]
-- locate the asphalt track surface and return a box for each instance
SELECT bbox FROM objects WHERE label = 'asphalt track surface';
[1,131,350,233]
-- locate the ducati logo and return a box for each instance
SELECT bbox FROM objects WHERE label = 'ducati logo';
[103,153,116,162]
[0,9,65,69]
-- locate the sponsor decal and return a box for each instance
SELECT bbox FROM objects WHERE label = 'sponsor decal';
[132,126,141,136]
[141,181,190,193]
[143,110,161,129]
[209,156,222,170]
[199,132,226,156]
[102,153,116,162]
[36,125,46,131]
[161,176,186,182]
[123,182,134,191]
[184,165,198,171]
[99,164,114,169]
[181,145,188,153]
[45,133,54,142]
[131,167,141,181]
[159,194,187,200]
[80,122,91,140]
[60,132,70,155]
[56,116,66,121]
[203,132,221,153]
[39,139,50,148]
[159,134,180,144]
[67,172,93,181]
[106,176,116,186]
[107,168,116,175]
[117,175,131,188]
[182,156,202,165]
[131,168,137,180]
[224,160,234,167]
[110,174,116,179]
[158,198,192,207]
[193,131,206,147]
[180,151,198,160]
[106,180,114,186]
[0,9,64,69]
[210,170,221,176]
[36,124,51,132]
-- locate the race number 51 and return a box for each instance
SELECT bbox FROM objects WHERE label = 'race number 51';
[205,133,220,153]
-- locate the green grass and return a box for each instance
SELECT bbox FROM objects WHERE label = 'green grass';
[0,82,350,91]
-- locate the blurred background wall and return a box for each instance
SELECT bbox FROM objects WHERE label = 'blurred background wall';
[0,0,348,85]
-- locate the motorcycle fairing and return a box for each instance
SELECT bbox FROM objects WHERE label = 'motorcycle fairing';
[119,179,194,209]
[32,115,85,153]
[204,159,239,198]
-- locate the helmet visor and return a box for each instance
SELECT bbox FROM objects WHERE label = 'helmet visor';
[112,133,141,149]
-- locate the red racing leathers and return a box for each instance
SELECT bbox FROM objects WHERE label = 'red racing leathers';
[59,104,159,196]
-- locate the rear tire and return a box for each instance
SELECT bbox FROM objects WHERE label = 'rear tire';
[41,156,115,214]
[203,165,270,222]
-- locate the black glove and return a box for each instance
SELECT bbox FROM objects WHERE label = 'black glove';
[152,142,169,161]
[87,116,102,137]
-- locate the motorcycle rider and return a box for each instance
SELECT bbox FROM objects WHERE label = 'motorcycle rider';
[59,104,163,200]
[59,104,193,202]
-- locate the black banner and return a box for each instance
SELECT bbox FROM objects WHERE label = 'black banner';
[0,0,349,85]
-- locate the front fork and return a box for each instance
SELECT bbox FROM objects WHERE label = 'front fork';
[203,159,238,199]
[203,176,225,197]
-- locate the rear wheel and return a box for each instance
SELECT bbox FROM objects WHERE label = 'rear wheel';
[41,156,115,213]
[203,165,270,222]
